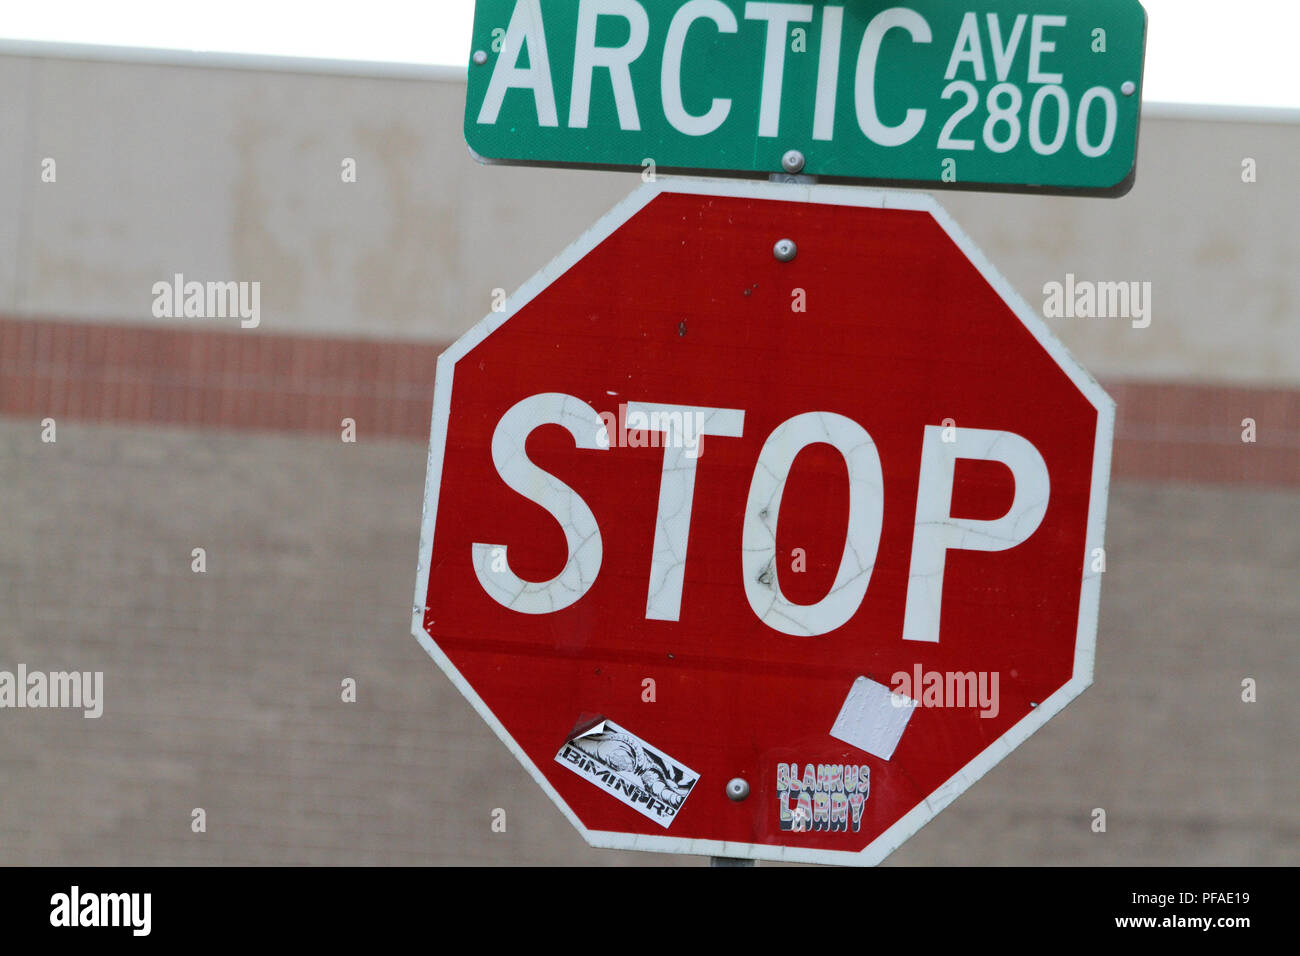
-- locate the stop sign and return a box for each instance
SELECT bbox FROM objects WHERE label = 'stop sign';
[412,179,1113,866]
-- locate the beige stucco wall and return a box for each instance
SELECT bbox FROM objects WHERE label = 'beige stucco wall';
[1,47,1296,385]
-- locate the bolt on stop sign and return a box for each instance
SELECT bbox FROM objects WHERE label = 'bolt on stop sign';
[412,179,1114,865]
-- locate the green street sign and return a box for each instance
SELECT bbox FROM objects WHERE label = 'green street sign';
[464,0,1147,195]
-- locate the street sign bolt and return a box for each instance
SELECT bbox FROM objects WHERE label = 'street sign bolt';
[773,239,797,262]
[473,50,489,66]
[781,150,806,174]
[726,778,750,802]
[1121,81,1136,96]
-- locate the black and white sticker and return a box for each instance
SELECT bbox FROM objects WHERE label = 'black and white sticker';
[555,719,699,828]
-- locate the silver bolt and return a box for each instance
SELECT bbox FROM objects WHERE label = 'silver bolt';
[472,50,489,66]
[1121,80,1136,96]
[726,778,750,802]
[773,238,797,262]
[781,149,805,174]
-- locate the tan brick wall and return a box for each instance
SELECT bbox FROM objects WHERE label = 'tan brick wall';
[0,46,1294,869]
[1,418,1294,865]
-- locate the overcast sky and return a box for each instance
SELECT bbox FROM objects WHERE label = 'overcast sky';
[1,0,1296,109]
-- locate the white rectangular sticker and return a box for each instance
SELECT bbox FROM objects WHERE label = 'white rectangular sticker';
[830,676,916,761]
[555,719,699,828]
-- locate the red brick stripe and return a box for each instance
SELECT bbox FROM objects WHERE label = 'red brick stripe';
[0,317,439,440]
[2,317,1296,486]
[1106,381,1299,486]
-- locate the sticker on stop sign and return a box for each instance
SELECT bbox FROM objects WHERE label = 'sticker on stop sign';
[411,179,1114,866]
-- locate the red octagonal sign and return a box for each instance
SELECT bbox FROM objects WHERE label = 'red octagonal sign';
[412,180,1114,866]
